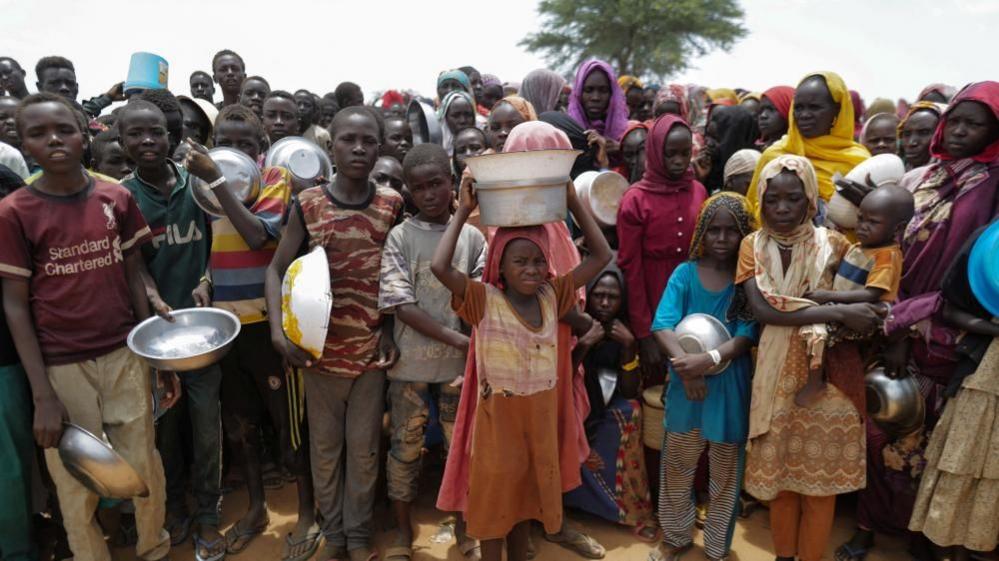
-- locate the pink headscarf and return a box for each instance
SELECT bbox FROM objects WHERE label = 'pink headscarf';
[655,84,689,122]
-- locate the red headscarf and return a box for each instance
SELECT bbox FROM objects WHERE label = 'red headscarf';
[930,81,999,163]
[762,85,795,120]
[380,90,405,109]
[632,113,698,194]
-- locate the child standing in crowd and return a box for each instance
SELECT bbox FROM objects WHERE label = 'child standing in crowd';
[265,107,404,561]
[378,143,487,561]
[212,50,246,109]
[430,171,612,561]
[207,104,318,559]
[617,114,708,385]
[117,99,225,560]
[0,93,176,561]
[90,128,134,181]
[650,192,758,561]
[797,185,913,406]
[0,154,34,561]
[737,155,884,561]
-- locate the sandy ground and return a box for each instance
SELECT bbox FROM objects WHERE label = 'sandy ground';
[102,475,912,561]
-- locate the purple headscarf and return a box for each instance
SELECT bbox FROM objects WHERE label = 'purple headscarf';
[567,59,629,142]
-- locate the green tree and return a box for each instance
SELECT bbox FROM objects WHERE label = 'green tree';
[520,0,747,81]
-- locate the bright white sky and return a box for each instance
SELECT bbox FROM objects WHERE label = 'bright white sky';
[2,0,994,104]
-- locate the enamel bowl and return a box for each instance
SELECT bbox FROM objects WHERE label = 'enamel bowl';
[281,246,333,360]
[574,170,629,228]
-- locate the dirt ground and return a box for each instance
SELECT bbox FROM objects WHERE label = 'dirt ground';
[102,477,912,561]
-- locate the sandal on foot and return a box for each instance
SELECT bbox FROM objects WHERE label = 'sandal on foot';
[545,528,606,559]
[383,546,412,561]
[224,517,269,555]
[458,538,482,561]
[282,522,322,561]
[194,534,227,561]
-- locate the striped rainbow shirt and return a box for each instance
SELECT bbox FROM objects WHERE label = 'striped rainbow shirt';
[210,166,291,324]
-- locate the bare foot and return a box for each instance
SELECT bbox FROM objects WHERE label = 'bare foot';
[795,378,827,408]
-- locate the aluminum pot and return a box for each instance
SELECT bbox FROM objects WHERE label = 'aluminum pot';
[190,147,262,216]
[265,136,333,192]
[127,308,241,371]
[464,149,581,227]
[674,313,732,375]
[58,423,149,499]
[865,366,926,436]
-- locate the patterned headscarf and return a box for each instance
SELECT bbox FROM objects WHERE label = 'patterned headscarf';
[918,83,957,103]
[897,100,946,134]
[618,75,644,92]
[438,90,478,154]
[723,148,762,183]
[654,84,688,121]
[688,192,755,259]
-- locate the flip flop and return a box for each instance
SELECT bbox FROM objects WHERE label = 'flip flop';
[194,533,227,561]
[632,523,660,543]
[544,528,606,559]
[835,541,872,561]
[281,522,322,561]
[224,517,269,555]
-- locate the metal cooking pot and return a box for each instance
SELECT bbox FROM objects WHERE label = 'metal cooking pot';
[674,313,732,375]
[58,423,149,499]
[190,147,262,216]
[865,366,925,436]
[127,308,241,371]
[407,100,442,145]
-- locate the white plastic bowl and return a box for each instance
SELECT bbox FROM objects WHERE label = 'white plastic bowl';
[574,170,629,227]
[281,247,333,359]
[828,154,906,229]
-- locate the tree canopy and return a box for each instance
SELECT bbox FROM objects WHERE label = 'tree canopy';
[520,0,747,81]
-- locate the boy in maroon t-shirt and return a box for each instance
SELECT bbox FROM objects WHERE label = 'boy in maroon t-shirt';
[0,93,177,561]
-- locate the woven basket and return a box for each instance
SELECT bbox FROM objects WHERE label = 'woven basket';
[642,385,666,450]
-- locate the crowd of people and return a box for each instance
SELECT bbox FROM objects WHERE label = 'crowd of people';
[0,49,996,561]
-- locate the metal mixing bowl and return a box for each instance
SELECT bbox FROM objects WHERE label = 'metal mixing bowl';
[265,136,333,192]
[190,147,262,216]
[674,313,732,375]
[865,366,925,435]
[58,423,149,499]
[127,308,241,371]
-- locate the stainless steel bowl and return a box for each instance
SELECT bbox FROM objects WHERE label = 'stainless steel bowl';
[58,423,149,499]
[265,136,333,192]
[407,100,442,145]
[674,313,732,375]
[127,308,241,371]
[865,366,925,436]
[190,147,262,217]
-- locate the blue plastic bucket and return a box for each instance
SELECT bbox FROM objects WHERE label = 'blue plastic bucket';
[968,220,999,317]
[124,52,168,94]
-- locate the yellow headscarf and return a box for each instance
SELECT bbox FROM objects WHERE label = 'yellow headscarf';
[746,71,870,216]
[707,88,739,104]
[618,75,644,91]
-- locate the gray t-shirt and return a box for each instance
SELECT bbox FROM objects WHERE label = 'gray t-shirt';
[378,217,486,383]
